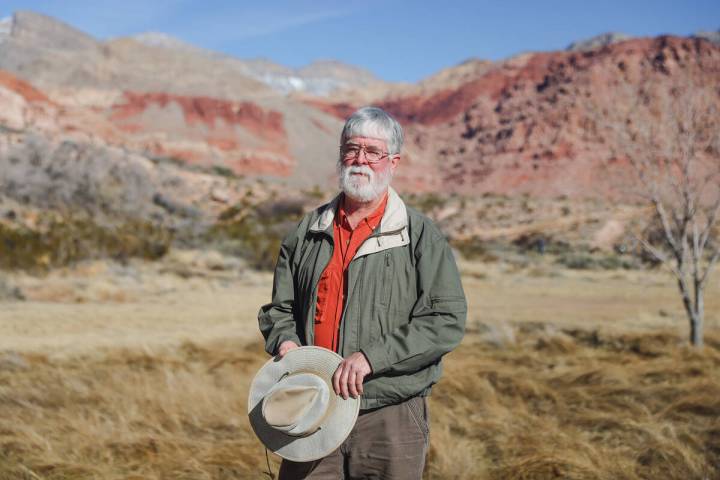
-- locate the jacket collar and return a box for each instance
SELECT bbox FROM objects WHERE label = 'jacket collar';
[309,186,408,234]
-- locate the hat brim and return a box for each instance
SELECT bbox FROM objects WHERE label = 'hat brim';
[248,346,360,462]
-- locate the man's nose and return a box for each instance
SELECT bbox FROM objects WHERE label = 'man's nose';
[353,146,370,165]
[356,147,370,165]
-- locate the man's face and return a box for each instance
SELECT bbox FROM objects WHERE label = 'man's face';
[338,136,399,203]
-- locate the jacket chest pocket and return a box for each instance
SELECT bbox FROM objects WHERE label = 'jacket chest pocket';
[364,252,394,345]
[379,252,394,306]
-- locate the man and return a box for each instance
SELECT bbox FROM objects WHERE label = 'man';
[258,106,467,479]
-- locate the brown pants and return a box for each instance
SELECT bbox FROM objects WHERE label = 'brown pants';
[279,396,430,480]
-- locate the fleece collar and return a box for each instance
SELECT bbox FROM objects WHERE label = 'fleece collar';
[309,187,410,258]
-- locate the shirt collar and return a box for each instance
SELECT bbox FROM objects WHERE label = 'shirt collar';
[310,186,407,234]
[337,192,388,231]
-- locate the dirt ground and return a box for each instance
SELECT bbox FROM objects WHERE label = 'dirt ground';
[1,256,718,355]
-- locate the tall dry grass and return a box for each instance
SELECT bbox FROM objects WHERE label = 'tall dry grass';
[0,326,718,479]
[427,326,720,479]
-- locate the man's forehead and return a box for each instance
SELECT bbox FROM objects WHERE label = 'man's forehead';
[344,136,388,147]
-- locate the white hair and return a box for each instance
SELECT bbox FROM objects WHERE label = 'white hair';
[340,106,404,155]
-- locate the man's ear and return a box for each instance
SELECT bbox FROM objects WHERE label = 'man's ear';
[389,154,400,173]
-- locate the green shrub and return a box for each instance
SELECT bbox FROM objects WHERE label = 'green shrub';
[557,252,597,269]
[0,217,172,271]
[208,199,305,270]
[452,237,499,262]
[555,252,640,270]
[405,193,447,214]
[210,165,241,179]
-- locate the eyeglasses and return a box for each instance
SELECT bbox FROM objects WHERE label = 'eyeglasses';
[340,144,390,164]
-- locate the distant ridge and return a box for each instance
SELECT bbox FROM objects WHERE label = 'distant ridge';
[0,10,384,98]
[566,32,633,51]
[128,31,385,96]
[694,28,720,45]
[9,10,98,51]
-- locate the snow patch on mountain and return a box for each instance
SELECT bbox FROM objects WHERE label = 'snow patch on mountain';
[0,15,12,43]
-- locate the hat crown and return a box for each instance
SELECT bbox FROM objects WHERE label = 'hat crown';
[261,372,330,437]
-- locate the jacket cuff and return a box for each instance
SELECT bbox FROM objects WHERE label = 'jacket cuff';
[268,333,302,356]
[360,342,391,375]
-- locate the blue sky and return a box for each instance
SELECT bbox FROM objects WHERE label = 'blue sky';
[1,0,718,82]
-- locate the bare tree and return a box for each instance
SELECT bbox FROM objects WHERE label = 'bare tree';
[600,80,720,347]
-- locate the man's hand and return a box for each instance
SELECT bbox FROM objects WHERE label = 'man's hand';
[332,352,372,399]
[277,340,299,358]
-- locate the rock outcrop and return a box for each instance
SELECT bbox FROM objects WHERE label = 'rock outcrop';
[567,32,633,52]
[313,36,720,197]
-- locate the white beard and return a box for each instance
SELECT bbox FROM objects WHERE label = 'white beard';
[338,163,393,202]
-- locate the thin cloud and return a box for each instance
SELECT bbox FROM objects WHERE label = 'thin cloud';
[174,4,356,46]
[2,0,366,47]
[231,8,351,39]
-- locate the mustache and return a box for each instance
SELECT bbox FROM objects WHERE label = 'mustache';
[342,165,374,177]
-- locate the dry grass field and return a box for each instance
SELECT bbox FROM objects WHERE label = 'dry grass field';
[1,256,719,479]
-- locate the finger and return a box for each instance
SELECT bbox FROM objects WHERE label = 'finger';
[348,370,358,398]
[333,363,343,395]
[356,373,364,396]
[340,363,350,399]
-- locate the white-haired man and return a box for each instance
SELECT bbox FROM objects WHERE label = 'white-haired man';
[259,106,467,479]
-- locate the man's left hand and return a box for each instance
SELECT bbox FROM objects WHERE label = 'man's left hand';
[332,352,372,399]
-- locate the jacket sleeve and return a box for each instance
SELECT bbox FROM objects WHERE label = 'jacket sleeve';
[361,234,467,375]
[257,232,303,356]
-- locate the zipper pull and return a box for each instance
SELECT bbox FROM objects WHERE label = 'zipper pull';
[385,253,390,266]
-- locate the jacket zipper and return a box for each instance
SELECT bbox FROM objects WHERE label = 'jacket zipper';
[306,231,334,346]
[367,226,406,240]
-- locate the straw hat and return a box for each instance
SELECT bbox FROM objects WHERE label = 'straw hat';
[248,346,360,462]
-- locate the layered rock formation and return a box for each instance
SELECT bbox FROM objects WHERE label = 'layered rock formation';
[1,9,719,228]
[312,36,720,197]
[0,10,349,226]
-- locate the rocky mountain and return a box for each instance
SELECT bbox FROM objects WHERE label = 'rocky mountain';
[128,32,385,96]
[566,32,633,52]
[0,11,269,98]
[310,35,720,198]
[0,11,349,183]
[1,10,719,235]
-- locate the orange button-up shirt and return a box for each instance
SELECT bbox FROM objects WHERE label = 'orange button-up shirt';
[314,193,388,352]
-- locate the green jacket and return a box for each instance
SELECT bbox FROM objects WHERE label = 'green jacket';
[258,187,467,409]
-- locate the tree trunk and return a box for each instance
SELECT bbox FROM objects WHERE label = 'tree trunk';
[691,284,704,348]
[677,277,704,348]
[690,313,703,347]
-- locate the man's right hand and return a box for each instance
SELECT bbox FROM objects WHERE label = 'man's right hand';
[277,340,299,358]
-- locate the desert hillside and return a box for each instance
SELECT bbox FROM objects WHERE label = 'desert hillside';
[1,11,718,272]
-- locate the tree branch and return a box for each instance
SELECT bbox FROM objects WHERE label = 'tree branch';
[699,191,720,253]
[700,242,720,288]
[651,193,681,257]
[634,233,683,280]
